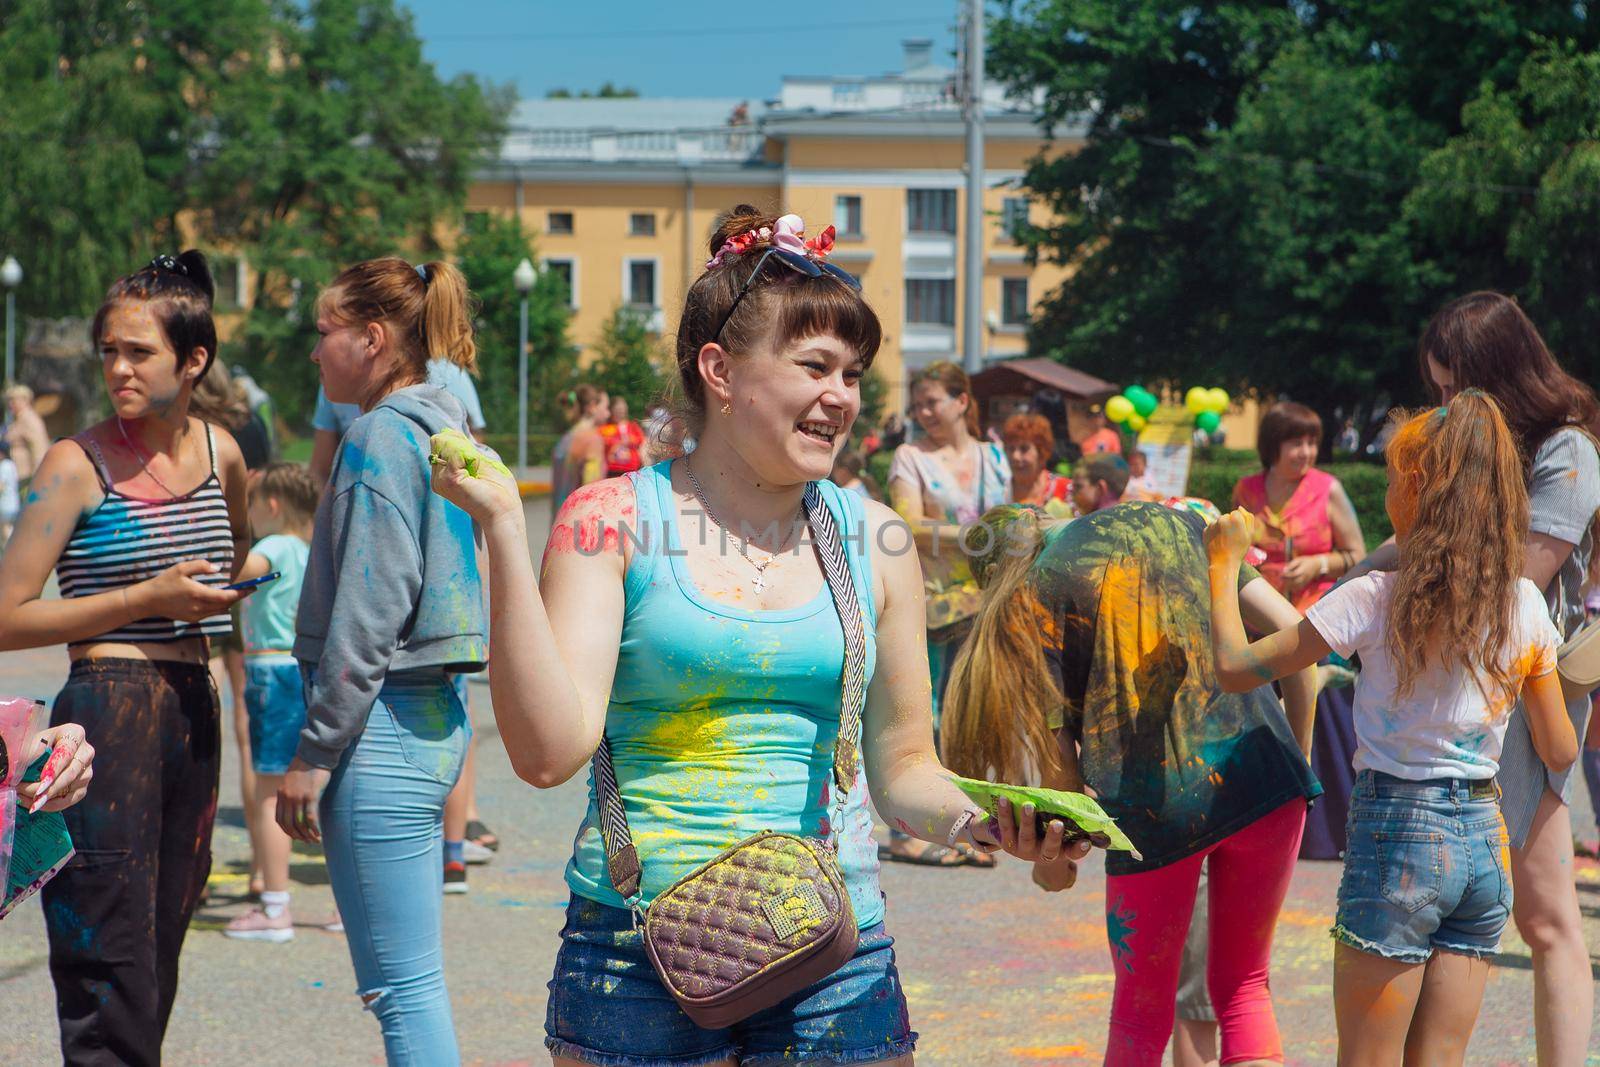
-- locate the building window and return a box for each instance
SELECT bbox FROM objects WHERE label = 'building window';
[907,189,957,234]
[544,258,577,309]
[906,279,956,325]
[547,211,574,235]
[1001,197,1029,242]
[626,259,658,309]
[213,257,242,309]
[629,212,656,237]
[832,80,865,106]
[1001,278,1029,326]
[834,195,863,238]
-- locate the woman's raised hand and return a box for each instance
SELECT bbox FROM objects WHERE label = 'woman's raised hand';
[1204,507,1256,565]
[428,440,524,528]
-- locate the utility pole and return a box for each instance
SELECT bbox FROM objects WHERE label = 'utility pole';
[961,0,986,375]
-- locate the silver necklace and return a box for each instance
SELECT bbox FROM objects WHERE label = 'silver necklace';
[684,459,798,594]
[117,418,180,498]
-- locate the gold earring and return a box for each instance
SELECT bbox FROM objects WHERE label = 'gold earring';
[721,402,732,416]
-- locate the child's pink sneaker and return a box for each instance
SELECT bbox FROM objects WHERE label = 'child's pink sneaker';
[223,906,294,943]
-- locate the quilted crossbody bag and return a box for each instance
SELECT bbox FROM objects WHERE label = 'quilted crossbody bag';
[590,482,867,1029]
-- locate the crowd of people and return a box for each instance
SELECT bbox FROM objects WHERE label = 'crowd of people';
[0,204,1596,1067]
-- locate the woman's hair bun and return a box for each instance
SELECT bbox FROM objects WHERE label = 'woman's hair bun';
[175,249,216,305]
[707,204,778,257]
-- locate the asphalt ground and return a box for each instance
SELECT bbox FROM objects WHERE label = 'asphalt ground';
[1,492,1597,1065]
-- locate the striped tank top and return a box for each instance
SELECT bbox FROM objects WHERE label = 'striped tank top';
[56,426,236,646]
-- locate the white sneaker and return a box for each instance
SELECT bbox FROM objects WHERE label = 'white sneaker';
[223,906,295,943]
[462,839,494,865]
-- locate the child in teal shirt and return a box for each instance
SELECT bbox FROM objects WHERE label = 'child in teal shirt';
[224,463,319,943]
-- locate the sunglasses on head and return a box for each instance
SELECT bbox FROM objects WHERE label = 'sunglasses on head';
[713,247,861,344]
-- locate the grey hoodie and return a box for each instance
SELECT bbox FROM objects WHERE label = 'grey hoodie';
[293,384,488,769]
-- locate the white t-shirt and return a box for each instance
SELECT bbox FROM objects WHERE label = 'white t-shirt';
[1307,572,1560,780]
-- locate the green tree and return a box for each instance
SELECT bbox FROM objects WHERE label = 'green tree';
[588,306,666,416]
[855,367,888,446]
[992,1,1600,437]
[0,0,274,317]
[1405,41,1600,383]
[454,214,577,436]
[196,0,513,427]
[545,82,640,99]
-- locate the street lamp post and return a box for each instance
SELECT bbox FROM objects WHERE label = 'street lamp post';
[1,256,21,387]
[512,257,537,473]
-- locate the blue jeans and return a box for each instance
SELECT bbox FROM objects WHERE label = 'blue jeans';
[319,670,469,1065]
[1334,771,1511,963]
[545,896,916,1066]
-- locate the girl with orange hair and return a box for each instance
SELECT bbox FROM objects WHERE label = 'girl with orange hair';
[941,498,1320,1065]
[1206,391,1578,1063]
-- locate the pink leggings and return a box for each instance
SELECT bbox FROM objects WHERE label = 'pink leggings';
[1103,797,1306,1066]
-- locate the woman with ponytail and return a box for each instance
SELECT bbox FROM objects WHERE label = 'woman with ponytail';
[942,499,1320,1065]
[0,250,253,1063]
[549,383,609,524]
[1206,391,1577,1062]
[430,205,1059,1064]
[273,257,487,1065]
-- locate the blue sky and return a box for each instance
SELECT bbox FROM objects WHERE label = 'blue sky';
[402,0,960,102]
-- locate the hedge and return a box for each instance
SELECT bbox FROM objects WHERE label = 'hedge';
[865,445,1393,550]
[1186,449,1393,550]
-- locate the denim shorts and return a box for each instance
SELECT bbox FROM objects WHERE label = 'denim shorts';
[545,896,916,1066]
[1333,770,1512,963]
[244,657,307,774]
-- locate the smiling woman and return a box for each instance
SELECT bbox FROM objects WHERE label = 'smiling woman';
[0,250,253,1065]
[429,204,1074,1066]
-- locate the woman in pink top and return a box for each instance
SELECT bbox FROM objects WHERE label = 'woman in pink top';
[1232,401,1366,611]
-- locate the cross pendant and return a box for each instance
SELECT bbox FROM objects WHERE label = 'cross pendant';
[753,572,767,594]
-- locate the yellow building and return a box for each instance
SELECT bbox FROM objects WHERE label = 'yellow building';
[466,39,1080,410]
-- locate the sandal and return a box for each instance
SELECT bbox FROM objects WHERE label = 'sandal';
[465,819,500,852]
[952,841,998,868]
[877,840,973,867]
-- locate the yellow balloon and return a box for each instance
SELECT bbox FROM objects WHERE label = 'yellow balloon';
[1207,388,1231,413]
[1185,386,1208,414]
[1105,395,1135,423]
[1128,413,1147,433]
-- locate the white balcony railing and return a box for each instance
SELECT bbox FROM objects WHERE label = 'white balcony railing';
[501,128,767,165]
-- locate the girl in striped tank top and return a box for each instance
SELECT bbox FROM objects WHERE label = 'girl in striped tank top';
[0,251,252,1066]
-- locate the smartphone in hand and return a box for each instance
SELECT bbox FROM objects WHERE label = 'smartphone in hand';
[224,571,280,593]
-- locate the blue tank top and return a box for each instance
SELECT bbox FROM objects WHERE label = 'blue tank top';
[564,461,884,928]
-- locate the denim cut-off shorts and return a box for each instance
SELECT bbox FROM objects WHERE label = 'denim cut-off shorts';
[1333,770,1512,963]
[244,657,308,775]
[545,896,917,1066]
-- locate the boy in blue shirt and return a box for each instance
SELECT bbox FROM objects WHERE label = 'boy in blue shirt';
[224,464,319,942]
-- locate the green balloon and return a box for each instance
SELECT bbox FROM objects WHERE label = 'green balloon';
[1132,391,1158,418]
[1195,411,1221,433]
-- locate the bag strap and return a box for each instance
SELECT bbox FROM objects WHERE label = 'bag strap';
[592,480,869,903]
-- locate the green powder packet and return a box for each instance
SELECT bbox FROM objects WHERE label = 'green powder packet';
[949,775,1142,860]
[428,429,514,480]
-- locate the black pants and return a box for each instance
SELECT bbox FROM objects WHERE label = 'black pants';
[42,658,221,1067]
